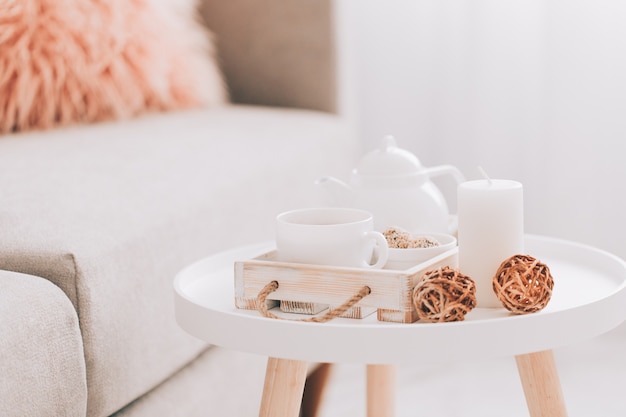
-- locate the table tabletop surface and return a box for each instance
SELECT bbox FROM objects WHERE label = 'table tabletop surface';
[174,235,626,364]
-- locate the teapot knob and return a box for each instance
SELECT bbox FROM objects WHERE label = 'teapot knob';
[382,135,398,151]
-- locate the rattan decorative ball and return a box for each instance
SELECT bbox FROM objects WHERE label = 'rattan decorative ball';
[493,254,554,314]
[412,266,477,323]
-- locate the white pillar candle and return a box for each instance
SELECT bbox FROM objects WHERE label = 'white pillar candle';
[457,179,524,308]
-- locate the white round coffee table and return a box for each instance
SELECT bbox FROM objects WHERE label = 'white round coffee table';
[174,235,626,417]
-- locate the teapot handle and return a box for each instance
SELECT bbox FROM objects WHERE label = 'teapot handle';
[421,164,465,184]
[421,164,464,235]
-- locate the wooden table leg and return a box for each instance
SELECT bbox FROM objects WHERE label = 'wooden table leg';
[515,350,568,417]
[366,364,396,417]
[301,363,333,417]
[259,357,308,417]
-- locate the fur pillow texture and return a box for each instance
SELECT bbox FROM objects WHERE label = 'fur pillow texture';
[0,0,226,133]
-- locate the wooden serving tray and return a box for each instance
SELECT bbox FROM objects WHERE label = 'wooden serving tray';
[234,247,458,323]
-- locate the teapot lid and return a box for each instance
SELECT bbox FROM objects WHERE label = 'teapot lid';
[355,135,423,176]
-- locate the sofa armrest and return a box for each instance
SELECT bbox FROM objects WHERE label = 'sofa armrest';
[0,271,87,417]
[200,0,338,113]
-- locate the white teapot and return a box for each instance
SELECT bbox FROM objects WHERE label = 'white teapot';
[317,135,464,233]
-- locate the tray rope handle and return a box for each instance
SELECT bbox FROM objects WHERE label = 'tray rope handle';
[256,280,371,323]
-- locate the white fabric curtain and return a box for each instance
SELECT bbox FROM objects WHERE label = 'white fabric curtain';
[341,0,626,258]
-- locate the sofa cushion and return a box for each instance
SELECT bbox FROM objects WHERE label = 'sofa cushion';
[0,0,225,133]
[0,105,353,416]
[112,347,267,417]
[0,271,87,417]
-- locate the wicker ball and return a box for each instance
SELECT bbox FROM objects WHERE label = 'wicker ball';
[493,254,554,314]
[412,266,477,323]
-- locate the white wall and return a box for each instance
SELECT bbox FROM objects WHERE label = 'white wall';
[340,0,626,258]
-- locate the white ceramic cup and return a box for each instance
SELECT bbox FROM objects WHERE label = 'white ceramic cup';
[276,208,389,269]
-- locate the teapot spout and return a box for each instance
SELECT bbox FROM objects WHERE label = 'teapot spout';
[315,176,354,206]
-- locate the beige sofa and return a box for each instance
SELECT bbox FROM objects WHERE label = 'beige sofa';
[0,1,354,416]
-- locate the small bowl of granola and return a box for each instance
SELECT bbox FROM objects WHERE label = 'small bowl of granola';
[383,227,457,270]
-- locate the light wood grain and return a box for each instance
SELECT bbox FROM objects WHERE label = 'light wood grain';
[280,300,328,314]
[234,296,279,310]
[234,248,457,322]
[367,364,396,417]
[330,305,376,319]
[516,350,568,417]
[239,260,412,308]
[259,357,308,417]
[376,308,417,323]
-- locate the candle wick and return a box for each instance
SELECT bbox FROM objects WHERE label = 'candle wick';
[477,166,493,186]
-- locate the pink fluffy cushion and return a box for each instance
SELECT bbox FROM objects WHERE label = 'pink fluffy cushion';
[0,0,226,133]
